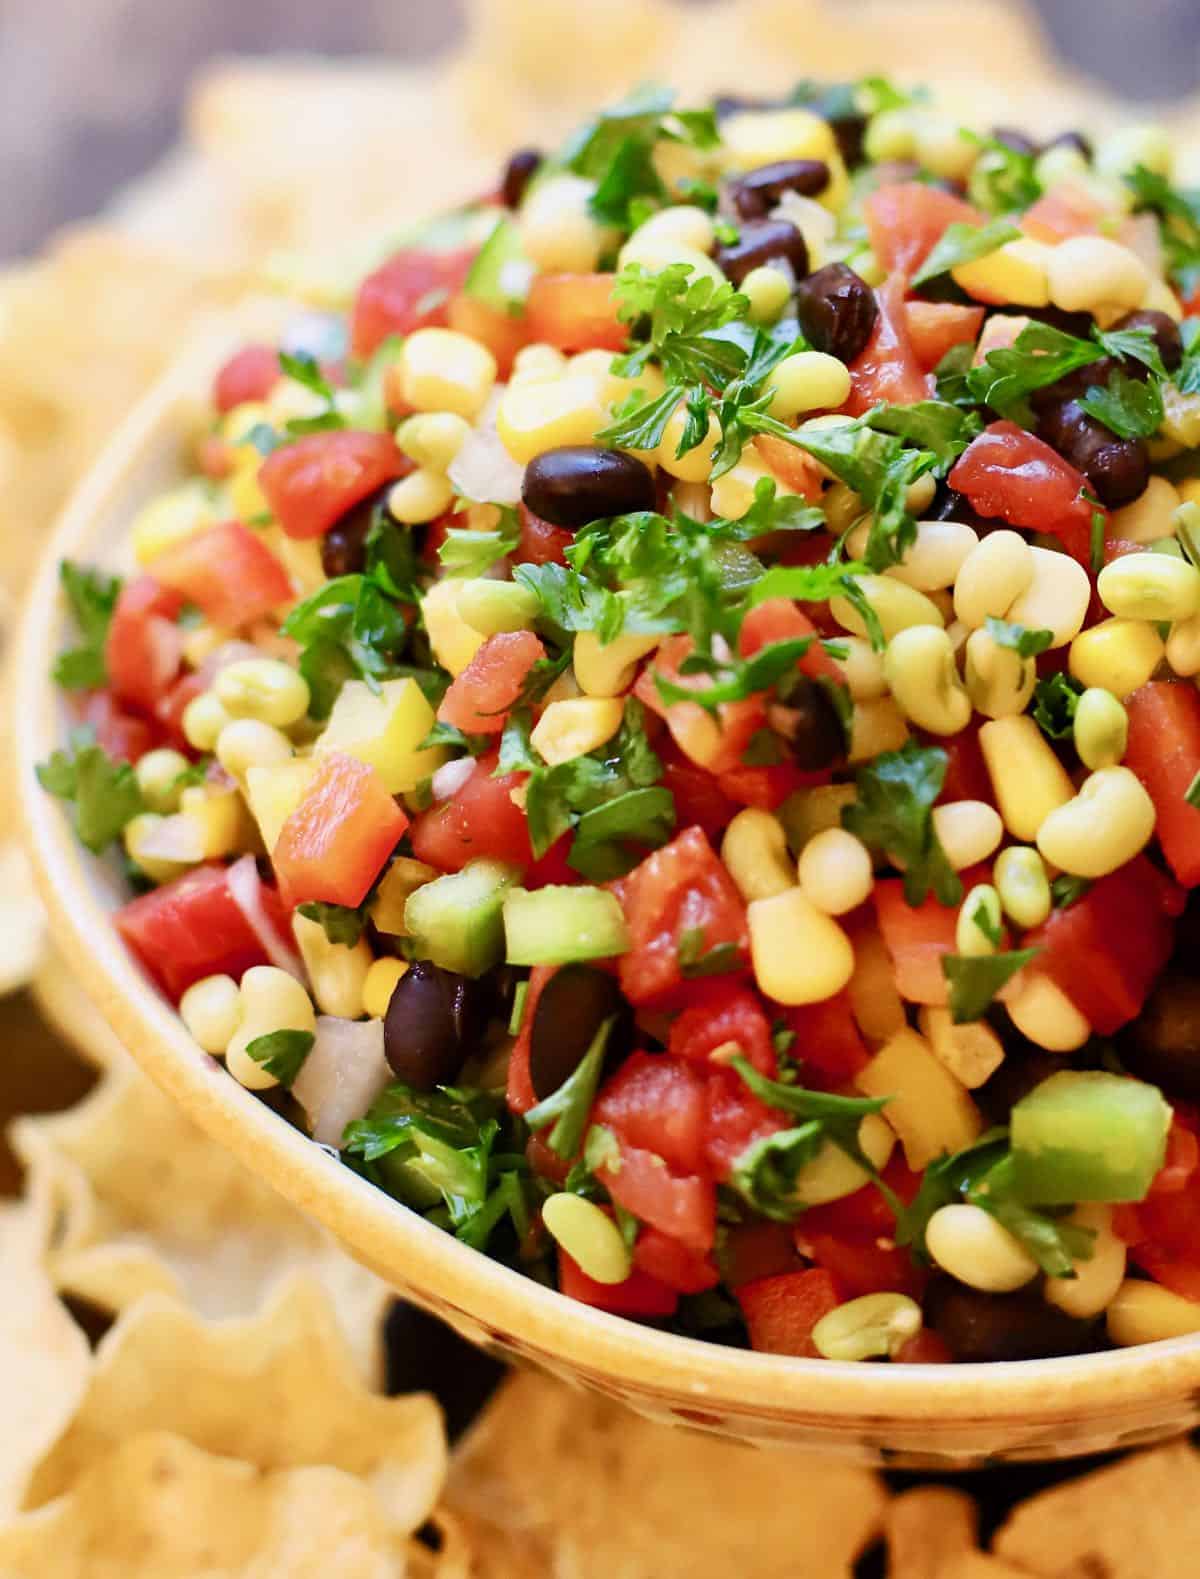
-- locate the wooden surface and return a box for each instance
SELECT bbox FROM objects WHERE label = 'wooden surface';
[0,994,93,1195]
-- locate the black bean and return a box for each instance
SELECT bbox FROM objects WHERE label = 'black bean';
[521,446,656,531]
[1112,308,1184,374]
[501,148,542,209]
[529,964,632,1101]
[766,674,846,771]
[925,1280,1096,1362]
[928,481,998,531]
[383,961,490,1091]
[730,160,831,220]
[991,126,1038,158]
[1119,972,1200,1101]
[828,112,868,170]
[714,219,808,286]
[975,1041,1065,1125]
[1036,399,1150,508]
[1030,356,1121,413]
[321,481,393,578]
[793,262,879,365]
[1043,129,1093,160]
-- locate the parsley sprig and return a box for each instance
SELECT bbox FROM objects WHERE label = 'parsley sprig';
[52,561,121,691]
[36,727,143,853]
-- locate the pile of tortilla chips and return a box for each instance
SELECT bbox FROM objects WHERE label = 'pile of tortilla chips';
[5,1,1200,1572]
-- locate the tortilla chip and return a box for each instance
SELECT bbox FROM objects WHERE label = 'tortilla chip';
[0,1431,420,1579]
[943,1558,1035,1579]
[0,1199,90,1518]
[448,1372,886,1578]
[23,1279,444,1532]
[885,1486,979,1579]
[992,1439,1200,1578]
[10,1064,391,1382]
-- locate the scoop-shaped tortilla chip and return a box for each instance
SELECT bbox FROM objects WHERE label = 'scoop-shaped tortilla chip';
[24,1280,445,1533]
[10,1064,390,1382]
[886,1485,979,1579]
[0,1431,421,1579]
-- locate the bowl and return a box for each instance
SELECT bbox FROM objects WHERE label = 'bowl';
[17,328,1200,1469]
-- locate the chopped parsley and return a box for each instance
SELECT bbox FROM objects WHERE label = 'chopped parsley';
[246,1029,315,1086]
[909,218,1021,288]
[964,320,1168,430]
[277,350,345,434]
[942,947,1040,1023]
[562,86,719,232]
[984,617,1053,658]
[36,727,143,854]
[438,509,522,578]
[52,560,122,690]
[1078,367,1165,440]
[524,1020,612,1159]
[1032,672,1083,740]
[843,741,962,907]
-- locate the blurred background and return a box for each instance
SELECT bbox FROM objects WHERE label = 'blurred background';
[4,0,1200,261]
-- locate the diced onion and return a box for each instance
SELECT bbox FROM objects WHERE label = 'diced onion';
[448,388,524,506]
[225,855,305,983]
[431,757,476,801]
[294,1015,390,1146]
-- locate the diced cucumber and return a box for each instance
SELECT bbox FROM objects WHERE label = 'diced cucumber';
[404,859,519,978]
[462,217,534,314]
[503,885,631,967]
[1010,1069,1171,1205]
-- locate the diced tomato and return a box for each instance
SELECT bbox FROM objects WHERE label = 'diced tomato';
[150,521,292,631]
[800,1152,923,1244]
[1022,181,1110,244]
[436,631,545,735]
[701,1062,788,1179]
[593,1052,708,1175]
[213,343,281,412]
[948,420,1099,565]
[874,879,961,1007]
[657,744,739,844]
[446,291,528,377]
[1023,855,1184,1034]
[351,247,477,358]
[894,1330,953,1364]
[273,751,408,909]
[633,1227,721,1293]
[526,273,627,353]
[596,1137,716,1252]
[800,1231,926,1300]
[845,272,931,415]
[104,576,185,714]
[115,862,291,1002]
[720,1221,806,1287]
[738,598,843,684]
[154,672,206,753]
[905,301,985,371]
[1124,682,1200,886]
[924,721,993,806]
[198,436,234,480]
[516,502,574,566]
[668,984,776,1075]
[864,183,984,278]
[77,690,159,763]
[558,1248,679,1317]
[409,750,533,872]
[634,635,761,777]
[524,835,583,889]
[784,991,871,1087]
[507,964,553,1115]
[525,1132,570,1186]
[259,431,409,540]
[608,827,749,1007]
[737,1268,842,1357]
[752,435,824,501]
[1151,1112,1200,1199]
[716,762,816,812]
[1104,538,1145,566]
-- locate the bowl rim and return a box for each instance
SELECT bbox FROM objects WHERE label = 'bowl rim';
[17,326,1200,1431]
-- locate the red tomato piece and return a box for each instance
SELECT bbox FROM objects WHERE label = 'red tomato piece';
[436,631,545,735]
[526,273,627,353]
[525,1131,570,1187]
[738,598,844,684]
[507,964,553,1115]
[845,272,932,415]
[593,1051,709,1176]
[150,521,292,631]
[905,301,985,371]
[115,862,290,1002]
[752,435,825,501]
[1022,181,1110,244]
[213,343,281,413]
[701,1062,788,1179]
[894,1330,953,1364]
[668,984,776,1075]
[924,721,993,806]
[633,1227,720,1293]
[557,1248,679,1317]
[607,826,749,1007]
[273,751,408,909]
[516,502,574,566]
[1023,855,1183,1033]
[259,431,408,540]
[523,835,584,889]
[657,744,740,844]
[78,689,159,763]
[596,1137,716,1252]
[720,1221,806,1287]
[1150,1111,1200,1199]
[716,762,817,812]
[948,420,1099,565]
[800,1231,926,1300]
[409,750,533,873]
[351,247,477,358]
[634,635,762,777]
[865,183,984,277]
[446,291,528,377]
[737,1268,842,1357]
[1124,682,1200,886]
[104,576,185,715]
[874,879,961,1007]
[784,991,871,1088]
[154,672,206,754]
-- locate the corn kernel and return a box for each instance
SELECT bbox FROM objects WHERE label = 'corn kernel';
[848,696,910,762]
[496,374,608,465]
[858,1029,982,1171]
[520,175,614,273]
[747,887,855,1004]
[979,715,1075,842]
[1068,617,1165,698]
[573,630,659,698]
[130,484,214,566]
[395,411,471,471]
[1006,545,1091,648]
[230,462,270,523]
[722,809,794,903]
[396,328,497,421]
[797,827,874,916]
[362,957,409,1019]
[1005,973,1091,1052]
[830,575,945,641]
[626,203,715,255]
[766,351,852,419]
[388,467,456,526]
[530,697,624,765]
[1107,1280,1200,1347]
[215,658,311,729]
[720,107,838,172]
[654,403,721,482]
[292,912,372,1020]
[1108,475,1181,543]
[1095,123,1173,181]
[180,974,243,1055]
[1097,552,1200,623]
[134,748,191,814]
[933,801,1004,871]
[181,691,231,752]
[1046,236,1151,314]
[1037,765,1156,879]
[421,579,486,676]
[952,238,1052,307]
[741,264,792,324]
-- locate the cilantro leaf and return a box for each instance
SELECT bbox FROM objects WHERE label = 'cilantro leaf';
[942,947,1040,1023]
[843,741,962,907]
[596,386,685,454]
[438,509,521,578]
[563,86,718,232]
[654,636,817,711]
[747,561,869,609]
[421,721,490,758]
[524,1019,612,1158]
[965,134,1041,213]
[966,321,1107,427]
[784,420,933,570]
[895,1131,1010,1256]
[1078,367,1165,439]
[1032,672,1083,739]
[729,1123,826,1221]
[246,1029,315,1086]
[277,350,345,434]
[864,401,983,469]
[52,560,122,690]
[609,262,749,389]
[677,930,742,978]
[36,727,143,853]
[568,787,676,881]
[296,900,369,947]
[1093,324,1168,380]
[910,219,1022,288]
[1051,874,1092,909]
[985,616,1054,658]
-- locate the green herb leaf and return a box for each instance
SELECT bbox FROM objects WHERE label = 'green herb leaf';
[942,947,1040,1023]
[1051,874,1092,909]
[52,560,122,690]
[966,320,1107,427]
[524,1019,612,1158]
[864,401,983,469]
[843,741,962,907]
[1032,672,1083,739]
[35,727,143,853]
[563,86,718,232]
[296,900,369,947]
[729,1122,826,1221]
[984,617,1054,658]
[246,1029,315,1087]
[567,786,676,881]
[677,929,742,978]
[421,720,490,758]
[438,511,522,578]
[910,219,1022,288]
[1078,367,1165,439]
[1187,769,1200,809]
[278,350,345,433]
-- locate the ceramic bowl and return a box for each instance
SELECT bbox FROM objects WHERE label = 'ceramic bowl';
[18,329,1200,1468]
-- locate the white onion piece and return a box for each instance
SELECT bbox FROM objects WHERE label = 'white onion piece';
[197,640,261,686]
[431,756,476,801]
[1119,211,1165,277]
[226,855,305,983]
[294,1015,391,1146]
[448,387,524,506]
